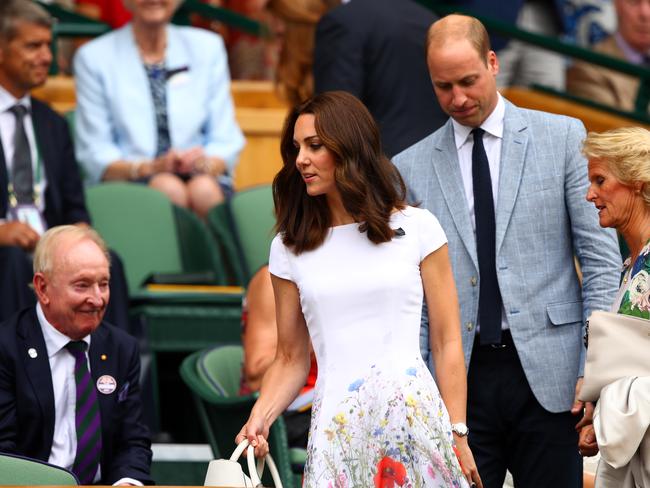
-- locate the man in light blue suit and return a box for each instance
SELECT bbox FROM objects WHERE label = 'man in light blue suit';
[393,14,621,488]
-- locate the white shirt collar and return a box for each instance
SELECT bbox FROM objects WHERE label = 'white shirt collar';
[36,303,91,359]
[452,93,505,150]
[0,84,31,115]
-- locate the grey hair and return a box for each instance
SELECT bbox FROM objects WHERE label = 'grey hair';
[34,225,110,276]
[0,0,53,41]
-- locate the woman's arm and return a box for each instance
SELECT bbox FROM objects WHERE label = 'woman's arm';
[422,244,482,487]
[242,267,278,392]
[237,274,311,456]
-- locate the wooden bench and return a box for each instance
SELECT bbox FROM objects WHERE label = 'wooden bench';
[500,86,650,133]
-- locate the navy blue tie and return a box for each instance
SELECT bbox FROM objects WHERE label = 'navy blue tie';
[472,128,503,345]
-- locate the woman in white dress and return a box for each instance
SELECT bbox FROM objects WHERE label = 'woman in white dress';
[237,91,481,488]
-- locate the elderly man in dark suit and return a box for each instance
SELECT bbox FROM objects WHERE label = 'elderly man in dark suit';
[0,0,128,326]
[0,225,152,485]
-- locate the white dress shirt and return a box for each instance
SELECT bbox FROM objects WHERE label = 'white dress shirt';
[451,94,508,331]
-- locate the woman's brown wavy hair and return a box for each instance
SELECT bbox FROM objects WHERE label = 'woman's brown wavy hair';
[273,91,407,254]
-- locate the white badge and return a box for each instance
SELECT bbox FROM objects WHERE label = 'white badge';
[9,204,46,236]
[28,348,38,358]
[96,375,117,395]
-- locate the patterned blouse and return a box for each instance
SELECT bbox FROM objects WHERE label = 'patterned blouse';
[615,239,650,319]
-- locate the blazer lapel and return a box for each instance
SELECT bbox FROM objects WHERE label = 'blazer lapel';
[496,101,528,254]
[0,136,7,218]
[432,124,478,269]
[89,325,114,437]
[31,102,53,187]
[18,309,56,446]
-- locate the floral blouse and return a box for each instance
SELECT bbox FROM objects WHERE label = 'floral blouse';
[616,239,650,319]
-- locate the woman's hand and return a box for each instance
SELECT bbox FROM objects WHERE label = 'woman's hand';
[454,437,483,488]
[235,411,271,458]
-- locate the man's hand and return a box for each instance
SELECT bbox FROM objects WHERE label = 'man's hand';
[0,222,39,251]
[578,423,599,457]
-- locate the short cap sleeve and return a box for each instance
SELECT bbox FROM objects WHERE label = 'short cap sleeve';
[418,209,448,262]
[269,234,293,280]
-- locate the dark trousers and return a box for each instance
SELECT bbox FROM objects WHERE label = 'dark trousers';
[0,246,130,332]
[467,330,583,488]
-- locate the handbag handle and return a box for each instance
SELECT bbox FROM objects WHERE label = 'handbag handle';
[229,439,284,488]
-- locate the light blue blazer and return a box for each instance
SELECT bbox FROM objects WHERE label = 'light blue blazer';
[73,24,245,184]
[393,100,621,413]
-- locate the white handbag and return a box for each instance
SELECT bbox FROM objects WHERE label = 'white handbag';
[579,310,650,402]
[204,439,284,488]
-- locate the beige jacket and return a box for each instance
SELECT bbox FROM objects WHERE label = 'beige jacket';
[594,376,650,487]
[567,36,642,112]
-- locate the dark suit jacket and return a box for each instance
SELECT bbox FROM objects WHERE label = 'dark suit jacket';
[0,97,89,226]
[0,308,153,485]
[313,0,447,158]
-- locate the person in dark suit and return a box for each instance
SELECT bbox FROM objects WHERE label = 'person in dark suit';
[0,0,128,326]
[0,225,153,485]
[313,0,448,158]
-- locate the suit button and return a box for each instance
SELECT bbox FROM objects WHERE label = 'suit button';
[466,322,474,331]
[470,276,477,286]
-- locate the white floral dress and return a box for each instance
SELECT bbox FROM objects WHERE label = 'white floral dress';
[269,206,468,488]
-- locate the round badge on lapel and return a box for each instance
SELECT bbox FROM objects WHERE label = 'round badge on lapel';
[28,348,38,358]
[96,375,117,394]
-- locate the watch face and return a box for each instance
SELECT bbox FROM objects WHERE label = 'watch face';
[452,423,469,436]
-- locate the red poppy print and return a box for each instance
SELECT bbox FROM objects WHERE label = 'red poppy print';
[374,456,407,488]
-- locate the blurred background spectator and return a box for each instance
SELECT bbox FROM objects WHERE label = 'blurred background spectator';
[73,0,244,218]
[567,0,650,112]
[313,0,447,157]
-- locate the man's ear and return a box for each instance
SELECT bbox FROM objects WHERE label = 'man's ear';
[33,272,50,305]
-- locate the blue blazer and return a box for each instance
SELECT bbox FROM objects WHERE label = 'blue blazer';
[394,100,621,413]
[0,308,153,484]
[0,97,90,226]
[73,23,244,184]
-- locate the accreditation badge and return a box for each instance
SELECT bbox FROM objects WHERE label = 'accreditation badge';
[8,204,47,236]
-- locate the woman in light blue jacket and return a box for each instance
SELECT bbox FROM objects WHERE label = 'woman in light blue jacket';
[73,0,244,218]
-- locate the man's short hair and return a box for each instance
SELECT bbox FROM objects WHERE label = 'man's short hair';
[426,14,491,65]
[34,225,110,276]
[0,0,53,42]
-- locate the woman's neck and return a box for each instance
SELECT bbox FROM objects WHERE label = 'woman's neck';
[327,193,354,227]
[620,207,650,263]
[133,22,167,64]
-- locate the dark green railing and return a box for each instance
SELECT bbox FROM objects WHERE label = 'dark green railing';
[173,0,268,37]
[416,1,650,124]
[38,0,264,74]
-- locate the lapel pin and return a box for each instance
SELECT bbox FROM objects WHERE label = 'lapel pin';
[101,354,107,361]
[28,348,38,359]
[97,375,117,395]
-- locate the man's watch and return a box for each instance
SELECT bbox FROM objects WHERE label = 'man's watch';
[451,422,469,437]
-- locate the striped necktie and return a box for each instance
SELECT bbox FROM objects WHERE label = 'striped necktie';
[9,104,34,204]
[65,341,103,484]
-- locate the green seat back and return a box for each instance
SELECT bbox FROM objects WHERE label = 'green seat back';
[173,205,226,284]
[179,348,299,488]
[197,344,244,397]
[229,185,275,279]
[0,453,79,485]
[85,182,183,292]
[207,203,247,285]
